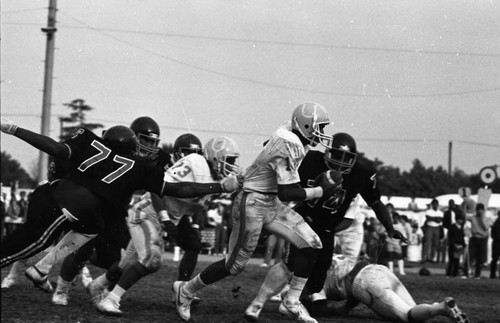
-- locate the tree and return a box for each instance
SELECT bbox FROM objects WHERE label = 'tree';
[1,151,37,189]
[59,99,104,141]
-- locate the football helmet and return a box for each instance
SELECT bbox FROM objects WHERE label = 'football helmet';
[291,102,332,148]
[102,125,139,156]
[324,132,357,174]
[204,136,240,178]
[173,133,203,162]
[130,116,160,156]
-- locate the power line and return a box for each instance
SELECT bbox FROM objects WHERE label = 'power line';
[5,113,498,148]
[4,19,500,58]
[50,12,500,99]
[4,16,500,98]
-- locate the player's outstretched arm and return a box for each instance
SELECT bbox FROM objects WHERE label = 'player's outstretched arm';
[161,173,241,198]
[1,118,69,159]
[371,200,409,243]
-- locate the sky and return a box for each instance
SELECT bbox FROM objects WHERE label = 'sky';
[1,0,499,180]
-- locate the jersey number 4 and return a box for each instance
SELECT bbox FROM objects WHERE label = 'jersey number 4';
[77,140,135,183]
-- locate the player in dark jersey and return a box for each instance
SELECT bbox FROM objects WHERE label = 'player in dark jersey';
[52,116,170,305]
[244,132,407,322]
[0,158,72,292]
[0,118,240,291]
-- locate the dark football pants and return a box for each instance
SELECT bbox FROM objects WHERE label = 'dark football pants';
[0,183,71,268]
[286,227,335,293]
[60,217,130,281]
[176,215,202,281]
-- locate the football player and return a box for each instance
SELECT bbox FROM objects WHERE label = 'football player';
[317,253,469,323]
[51,116,169,306]
[244,132,407,322]
[0,118,240,293]
[172,102,342,323]
[92,135,240,315]
[0,158,71,292]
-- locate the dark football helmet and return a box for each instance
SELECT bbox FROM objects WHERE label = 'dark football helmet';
[173,133,203,162]
[102,125,139,156]
[130,116,160,157]
[324,132,357,174]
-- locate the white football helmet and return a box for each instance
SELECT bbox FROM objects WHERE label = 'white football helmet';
[204,136,240,179]
[291,102,332,148]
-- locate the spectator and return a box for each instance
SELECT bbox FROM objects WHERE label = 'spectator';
[385,213,406,275]
[489,210,500,279]
[17,191,28,223]
[399,215,412,260]
[5,192,21,235]
[407,221,423,262]
[211,203,228,256]
[408,197,419,212]
[469,203,489,279]
[443,199,458,230]
[446,212,466,277]
[461,194,476,218]
[364,218,380,261]
[423,199,443,263]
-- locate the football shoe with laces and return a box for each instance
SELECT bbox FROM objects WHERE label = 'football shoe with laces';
[52,291,69,306]
[445,297,470,323]
[80,266,93,289]
[279,299,318,323]
[244,302,263,322]
[97,294,122,316]
[1,276,18,289]
[173,281,194,321]
[25,266,53,293]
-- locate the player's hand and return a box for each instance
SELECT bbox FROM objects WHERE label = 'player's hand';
[388,229,409,244]
[162,220,179,244]
[314,170,343,193]
[1,117,18,134]
[221,174,243,192]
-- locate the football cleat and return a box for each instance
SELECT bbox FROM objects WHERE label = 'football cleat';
[244,302,263,322]
[279,299,318,323]
[52,291,69,306]
[87,280,107,306]
[445,297,470,323]
[1,276,18,289]
[25,266,53,293]
[97,295,122,316]
[80,266,93,289]
[173,281,194,321]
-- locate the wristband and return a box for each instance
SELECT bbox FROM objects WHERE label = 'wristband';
[159,210,170,222]
[304,187,323,200]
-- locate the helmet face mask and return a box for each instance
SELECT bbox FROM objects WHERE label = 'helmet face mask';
[173,133,203,162]
[291,102,332,149]
[204,136,240,179]
[130,116,160,157]
[324,132,357,174]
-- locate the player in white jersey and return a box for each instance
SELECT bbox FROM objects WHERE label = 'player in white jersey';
[318,254,469,323]
[92,134,240,315]
[173,102,343,323]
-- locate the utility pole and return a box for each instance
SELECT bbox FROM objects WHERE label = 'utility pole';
[448,141,452,175]
[38,0,57,183]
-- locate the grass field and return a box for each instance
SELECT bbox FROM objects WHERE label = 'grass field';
[2,254,500,323]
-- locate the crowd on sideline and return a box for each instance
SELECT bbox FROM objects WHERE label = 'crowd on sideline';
[357,196,500,279]
[2,185,499,280]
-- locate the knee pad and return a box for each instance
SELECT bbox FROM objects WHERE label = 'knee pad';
[142,245,162,273]
[228,259,247,275]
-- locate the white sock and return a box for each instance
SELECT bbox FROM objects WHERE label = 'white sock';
[285,275,307,303]
[184,274,206,296]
